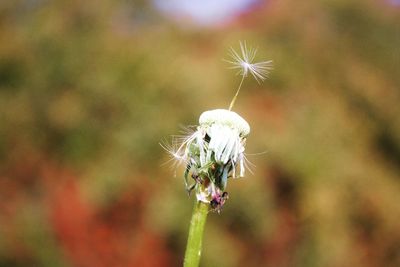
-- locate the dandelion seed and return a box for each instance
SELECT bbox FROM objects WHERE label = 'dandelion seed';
[224,41,273,110]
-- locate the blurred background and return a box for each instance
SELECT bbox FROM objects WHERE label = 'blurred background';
[1,0,400,266]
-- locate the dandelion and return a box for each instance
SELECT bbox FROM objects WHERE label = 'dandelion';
[163,41,272,267]
[165,109,250,212]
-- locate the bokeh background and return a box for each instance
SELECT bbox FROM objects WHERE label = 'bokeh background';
[1,0,400,266]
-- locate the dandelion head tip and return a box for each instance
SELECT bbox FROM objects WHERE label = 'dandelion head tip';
[199,109,250,137]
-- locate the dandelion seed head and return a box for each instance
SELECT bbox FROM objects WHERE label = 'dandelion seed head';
[162,108,251,211]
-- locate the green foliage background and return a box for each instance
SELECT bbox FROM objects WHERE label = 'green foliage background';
[0,0,399,266]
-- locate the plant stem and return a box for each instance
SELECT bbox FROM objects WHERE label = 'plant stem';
[183,200,209,267]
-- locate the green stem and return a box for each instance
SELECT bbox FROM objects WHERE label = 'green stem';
[183,200,209,267]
